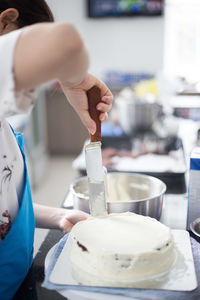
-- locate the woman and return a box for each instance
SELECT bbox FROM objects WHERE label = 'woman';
[0,1,113,299]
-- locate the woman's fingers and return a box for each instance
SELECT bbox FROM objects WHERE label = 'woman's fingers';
[99,112,108,122]
[97,96,113,115]
[97,102,112,113]
[62,220,74,233]
[102,95,113,104]
[77,73,113,99]
[63,73,114,133]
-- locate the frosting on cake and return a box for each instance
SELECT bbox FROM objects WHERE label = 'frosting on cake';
[68,212,175,287]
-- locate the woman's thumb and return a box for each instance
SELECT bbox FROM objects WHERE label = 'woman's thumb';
[80,111,96,135]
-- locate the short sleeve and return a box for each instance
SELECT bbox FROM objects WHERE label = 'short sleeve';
[0,29,37,119]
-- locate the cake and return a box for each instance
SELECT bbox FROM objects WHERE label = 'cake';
[68,212,175,287]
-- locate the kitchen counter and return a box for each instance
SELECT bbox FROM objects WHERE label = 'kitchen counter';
[13,233,200,300]
[12,192,200,300]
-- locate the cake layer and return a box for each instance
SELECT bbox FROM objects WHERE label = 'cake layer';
[68,212,175,286]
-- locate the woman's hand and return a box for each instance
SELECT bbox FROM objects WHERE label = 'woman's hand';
[33,204,89,233]
[59,209,89,233]
[61,73,113,135]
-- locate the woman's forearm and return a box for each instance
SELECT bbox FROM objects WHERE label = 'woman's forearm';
[33,203,89,233]
[14,22,89,91]
[33,203,66,230]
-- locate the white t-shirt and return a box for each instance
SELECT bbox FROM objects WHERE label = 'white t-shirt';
[0,29,36,241]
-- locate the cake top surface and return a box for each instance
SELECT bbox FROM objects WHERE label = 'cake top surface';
[70,212,172,255]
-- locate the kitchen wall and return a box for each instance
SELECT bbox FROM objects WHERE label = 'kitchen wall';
[46,0,164,78]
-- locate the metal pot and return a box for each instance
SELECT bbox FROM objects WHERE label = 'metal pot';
[116,96,162,135]
[70,172,166,220]
[190,218,200,238]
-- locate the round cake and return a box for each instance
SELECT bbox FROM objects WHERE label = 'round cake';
[68,212,175,287]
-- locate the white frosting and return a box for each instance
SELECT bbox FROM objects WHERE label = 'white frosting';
[69,212,175,287]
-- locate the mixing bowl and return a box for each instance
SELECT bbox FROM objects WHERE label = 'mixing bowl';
[190,218,200,238]
[70,172,166,220]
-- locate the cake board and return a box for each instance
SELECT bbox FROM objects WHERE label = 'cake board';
[44,230,197,296]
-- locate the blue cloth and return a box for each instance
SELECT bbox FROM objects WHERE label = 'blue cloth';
[0,129,35,300]
[43,235,200,300]
[42,234,69,290]
[190,158,200,170]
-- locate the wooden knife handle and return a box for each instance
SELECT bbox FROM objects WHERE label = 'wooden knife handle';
[87,86,102,142]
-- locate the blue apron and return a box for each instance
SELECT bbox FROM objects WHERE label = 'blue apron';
[0,129,35,300]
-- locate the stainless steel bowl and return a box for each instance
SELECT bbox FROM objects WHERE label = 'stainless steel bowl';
[70,172,166,220]
[190,218,200,238]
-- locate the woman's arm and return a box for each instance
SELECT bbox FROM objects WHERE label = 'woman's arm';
[14,22,89,90]
[13,22,113,134]
[33,203,89,233]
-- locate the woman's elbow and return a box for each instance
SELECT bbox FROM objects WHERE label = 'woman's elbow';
[55,23,86,60]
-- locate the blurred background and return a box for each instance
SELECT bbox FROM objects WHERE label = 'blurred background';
[8,0,200,252]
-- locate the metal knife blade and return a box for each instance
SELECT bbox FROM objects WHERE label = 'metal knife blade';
[85,86,107,217]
